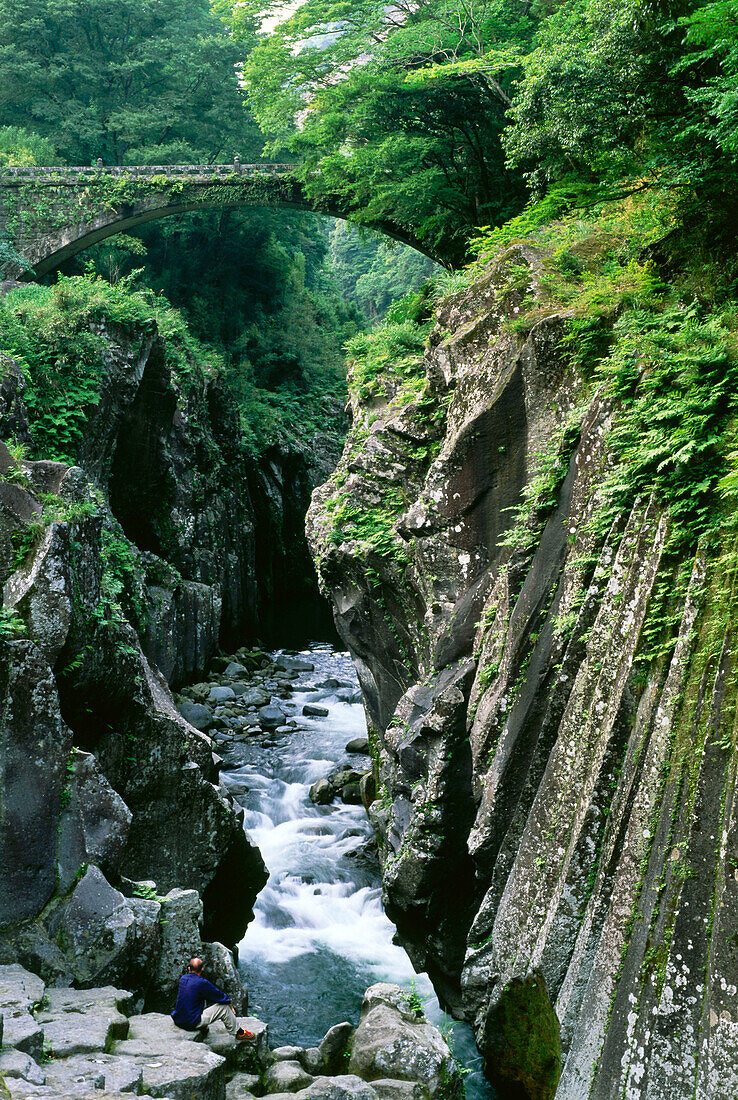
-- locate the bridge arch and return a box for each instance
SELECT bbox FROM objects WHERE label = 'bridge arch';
[0,164,445,278]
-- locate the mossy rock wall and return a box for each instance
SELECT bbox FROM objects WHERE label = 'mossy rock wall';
[307,237,738,1099]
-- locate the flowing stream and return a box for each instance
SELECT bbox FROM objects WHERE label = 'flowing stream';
[221,643,494,1098]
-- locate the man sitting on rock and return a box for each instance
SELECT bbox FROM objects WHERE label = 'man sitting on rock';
[171,957,253,1040]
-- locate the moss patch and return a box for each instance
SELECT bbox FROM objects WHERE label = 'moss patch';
[484,972,562,1100]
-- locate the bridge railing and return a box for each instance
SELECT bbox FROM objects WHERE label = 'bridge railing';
[0,163,299,184]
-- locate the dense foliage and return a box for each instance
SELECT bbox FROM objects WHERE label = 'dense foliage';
[228,0,533,262]
[0,0,258,165]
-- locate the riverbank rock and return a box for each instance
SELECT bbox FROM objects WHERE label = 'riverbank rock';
[177,698,215,731]
[348,985,458,1099]
[308,240,738,1098]
[0,970,459,1100]
[259,705,287,730]
[0,964,45,1060]
[0,469,267,973]
[60,866,160,990]
[264,1059,314,1091]
[319,1022,355,1073]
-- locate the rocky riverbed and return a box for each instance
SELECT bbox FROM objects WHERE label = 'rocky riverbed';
[0,967,461,1100]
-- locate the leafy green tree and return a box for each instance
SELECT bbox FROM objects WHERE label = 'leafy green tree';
[0,0,259,164]
[503,0,680,192]
[0,126,55,166]
[328,222,438,320]
[226,0,534,261]
[504,0,738,221]
[672,1,738,196]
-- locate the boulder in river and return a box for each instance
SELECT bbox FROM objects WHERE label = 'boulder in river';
[279,657,315,672]
[331,769,362,790]
[303,704,329,717]
[345,737,370,755]
[309,778,334,805]
[259,705,287,730]
[341,782,363,805]
[348,984,460,1099]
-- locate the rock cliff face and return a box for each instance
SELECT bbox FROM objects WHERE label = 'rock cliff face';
[0,305,341,1001]
[307,249,738,1099]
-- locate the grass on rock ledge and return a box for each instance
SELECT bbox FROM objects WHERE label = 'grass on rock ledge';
[0,274,345,464]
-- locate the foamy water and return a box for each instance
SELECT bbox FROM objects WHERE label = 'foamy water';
[222,644,491,1096]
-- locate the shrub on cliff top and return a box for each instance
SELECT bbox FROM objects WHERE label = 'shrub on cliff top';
[0,276,213,462]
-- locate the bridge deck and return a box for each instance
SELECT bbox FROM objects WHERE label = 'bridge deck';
[0,163,298,185]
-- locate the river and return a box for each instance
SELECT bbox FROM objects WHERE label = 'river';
[219,643,494,1098]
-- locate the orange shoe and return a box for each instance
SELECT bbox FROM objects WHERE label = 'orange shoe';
[235,1029,254,1041]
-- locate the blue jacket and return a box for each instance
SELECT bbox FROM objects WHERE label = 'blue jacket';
[171,972,231,1030]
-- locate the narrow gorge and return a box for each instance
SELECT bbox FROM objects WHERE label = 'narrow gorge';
[3,185,738,1100]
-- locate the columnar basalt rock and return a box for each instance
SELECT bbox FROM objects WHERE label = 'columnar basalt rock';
[307,248,738,1099]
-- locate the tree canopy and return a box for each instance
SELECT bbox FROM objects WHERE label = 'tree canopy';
[227,0,534,262]
[0,0,260,165]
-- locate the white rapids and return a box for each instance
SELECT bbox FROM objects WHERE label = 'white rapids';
[221,643,492,1097]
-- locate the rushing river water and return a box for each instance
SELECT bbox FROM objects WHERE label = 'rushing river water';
[221,643,494,1098]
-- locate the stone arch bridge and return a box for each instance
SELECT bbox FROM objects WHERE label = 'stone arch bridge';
[0,162,444,279]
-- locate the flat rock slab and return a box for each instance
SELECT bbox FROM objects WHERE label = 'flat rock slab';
[2,1008,44,1059]
[113,1035,224,1100]
[5,1082,158,1100]
[0,965,45,1012]
[299,1076,379,1099]
[42,1053,143,1094]
[302,705,328,718]
[37,986,132,1058]
[116,1011,268,1093]
[0,965,46,1057]
[5,1086,158,1100]
[0,1048,45,1085]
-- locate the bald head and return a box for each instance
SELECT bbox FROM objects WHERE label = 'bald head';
[188,957,204,974]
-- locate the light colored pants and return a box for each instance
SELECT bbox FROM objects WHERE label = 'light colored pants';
[198,1003,238,1035]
